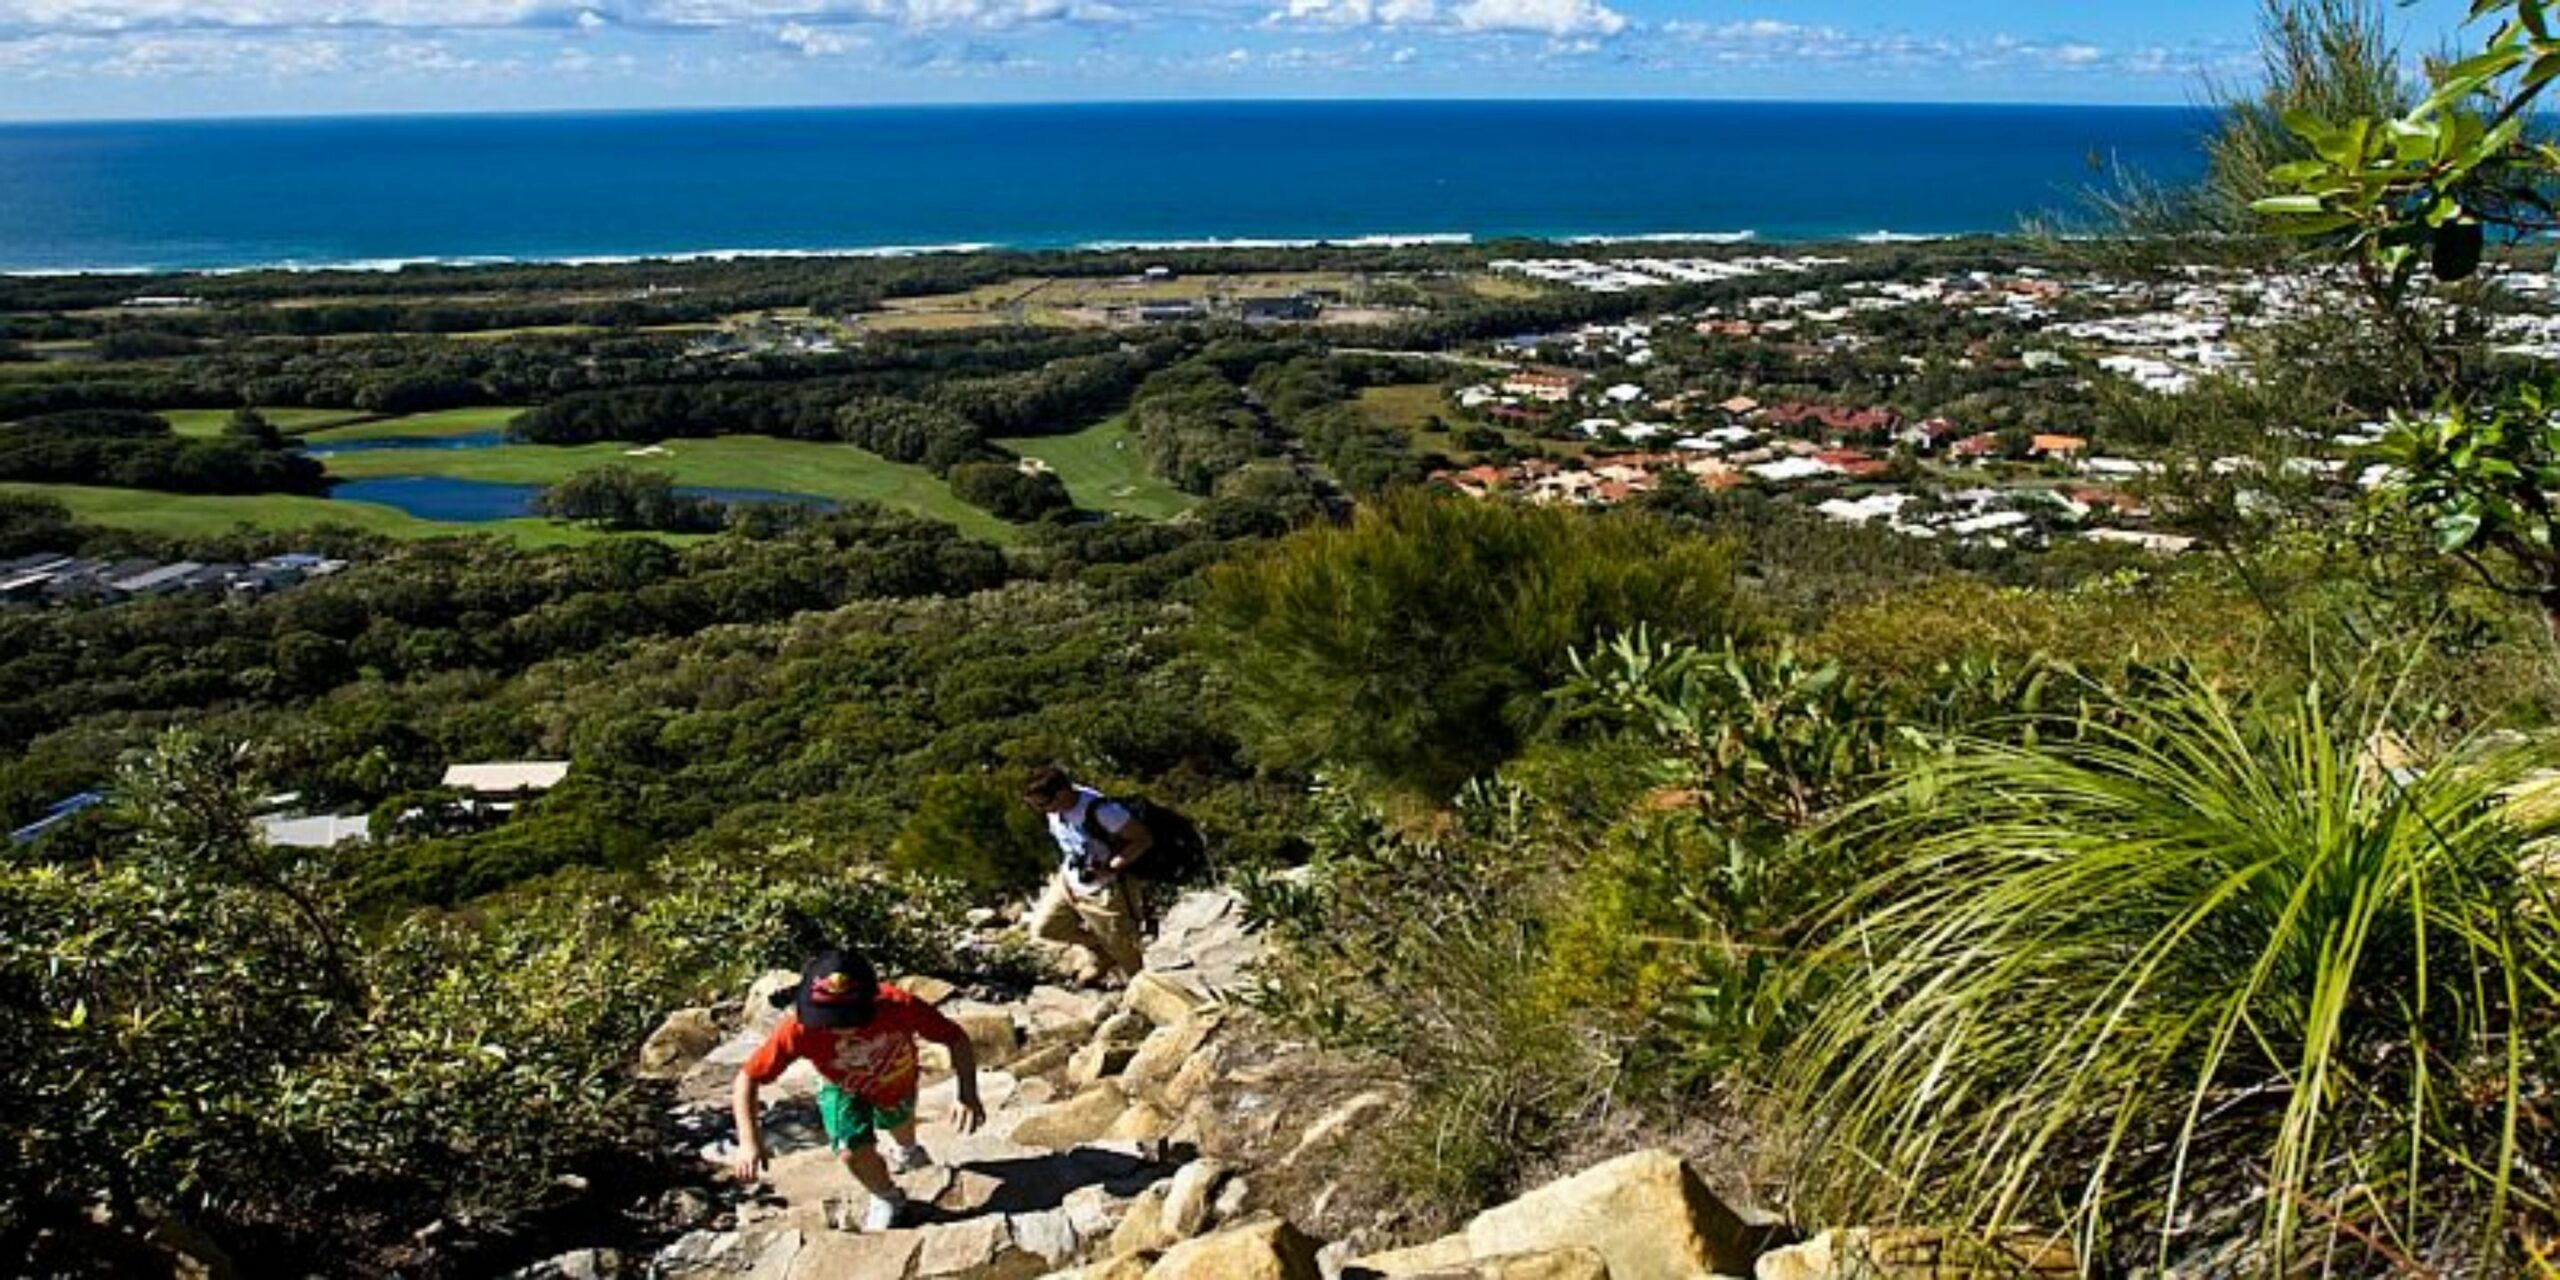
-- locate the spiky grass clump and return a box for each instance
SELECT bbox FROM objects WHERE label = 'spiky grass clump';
[1777,677,2560,1274]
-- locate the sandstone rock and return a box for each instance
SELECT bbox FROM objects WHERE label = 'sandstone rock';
[1143,1217,1321,1280]
[1121,1015,1219,1093]
[1159,1160,1230,1241]
[786,1230,921,1280]
[1461,1150,1765,1280]
[947,1007,1025,1068]
[1009,1084,1129,1149]
[1043,1257,1154,1280]
[1211,1176,1251,1227]
[917,1214,1041,1278]
[898,974,961,1005]
[1157,1046,1222,1114]
[1752,1227,2077,1280]
[1063,1183,1131,1245]
[1011,1208,1083,1266]
[1123,971,1216,1028]
[744,970,802,1033]
[639,1008,726,1080]
[737,1227,805,1280]
[1008,1042,1076,1080]
[1068,1039,1140,1089]
[1348,1234,1475,1277]
[1406,1247,1611,1280]
[1025,986,1112,1046]
[1109,1184,1174,1257]
[1104,1100,1174,1144]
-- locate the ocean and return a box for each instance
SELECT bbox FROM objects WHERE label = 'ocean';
[0,100,2212,274]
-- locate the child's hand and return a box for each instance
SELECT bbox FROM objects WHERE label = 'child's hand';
[952,1094,986,1135]
[731,1140,769,1183]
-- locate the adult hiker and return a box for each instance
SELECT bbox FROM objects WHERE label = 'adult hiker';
[729,947,986,1231]
[1021,764,1152,984]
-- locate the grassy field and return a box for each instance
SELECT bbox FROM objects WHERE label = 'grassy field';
[0,482,620,548]
[307,407,529,441]
[160,407,371,437]
[318,434,1015,543]
[1357,383,1451,432]
[994,417,1196,520]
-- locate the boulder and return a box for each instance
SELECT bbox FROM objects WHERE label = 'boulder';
[744,970,802,1033]
[1068,1040,1140,1090]
[1753,1227,2077,1280]
[947,1007,1025,1068]
[786,1231,922,1280]
[916,1214,1042,1278]
[1063,1182,1133,1246]
[1123,972,1216,1029]
[1159,1160,1230,1240]
[1143,1217,1321,1280]
[1121,1016,1220,1093]
[1104,1100,1175,1144]
[1008,1084,1129,1150]
[1024,986,1113,1046]
[1211,1176,1251,1227]
[1109,1184,1174,1257]
[638,1008,725,1081]
[1349,1234,1476,1277]
[142,1216,238,1280]
[1043,1257,1154,1280]
[1010,1209,1083,1267]
[1008,1042,1077,1080]
[897,974,962,1005]
[1407,1248,1611,1280]
[1460,1150,1765,1280]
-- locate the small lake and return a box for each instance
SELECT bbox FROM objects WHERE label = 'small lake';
[331,475,837,523]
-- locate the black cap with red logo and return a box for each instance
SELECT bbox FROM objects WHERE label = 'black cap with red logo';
[790,948,879,1030]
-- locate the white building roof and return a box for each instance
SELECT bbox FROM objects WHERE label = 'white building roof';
[255,813,373,849]
[441,761,572,793]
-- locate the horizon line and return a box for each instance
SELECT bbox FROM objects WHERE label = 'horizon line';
[0,93,2227,130]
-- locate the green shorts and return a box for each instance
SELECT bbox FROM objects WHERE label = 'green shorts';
[817,1083,916,1150]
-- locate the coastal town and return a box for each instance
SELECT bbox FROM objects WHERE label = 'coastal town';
[1390,250,2560,554]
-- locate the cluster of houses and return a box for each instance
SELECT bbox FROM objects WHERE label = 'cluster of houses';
[0,551,347,607]
[12,758,573,849]
[1491,254,1850,293]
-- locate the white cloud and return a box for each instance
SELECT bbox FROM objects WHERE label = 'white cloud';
[1448,0,1622,38]
[1269,0,1432,28]
[774,17,845,51]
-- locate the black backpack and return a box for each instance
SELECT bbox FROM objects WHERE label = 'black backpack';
[1080,793,1211,887]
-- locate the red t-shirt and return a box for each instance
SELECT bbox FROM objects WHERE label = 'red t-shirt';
[742,984,970,1107]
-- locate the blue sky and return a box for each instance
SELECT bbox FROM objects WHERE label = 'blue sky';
[0,0,2480,121]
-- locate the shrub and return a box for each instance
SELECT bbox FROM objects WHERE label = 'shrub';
[1197,493,1756,797]
[1776,673,2560,1273]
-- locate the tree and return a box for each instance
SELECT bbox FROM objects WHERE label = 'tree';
[948,460,1076,523]
[1196,494,1757,797]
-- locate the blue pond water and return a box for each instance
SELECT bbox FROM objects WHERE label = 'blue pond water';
[330,474,835,523]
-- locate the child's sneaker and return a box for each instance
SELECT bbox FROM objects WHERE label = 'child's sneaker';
[860,1191,907,1233]
[887,1141,933,1174]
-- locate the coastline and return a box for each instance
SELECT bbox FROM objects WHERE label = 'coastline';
[0,228,1997,279]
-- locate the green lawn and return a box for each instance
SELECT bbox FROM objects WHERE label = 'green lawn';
[318,434,1015,543]
[307,406,530,442]
[160,406,371,438]
[994,416,1195,520]
[0,482,620,548]
[1356,384,1450,432]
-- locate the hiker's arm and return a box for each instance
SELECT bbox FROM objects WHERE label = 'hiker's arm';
[948,1036,986,1134]
[730,1071,769,1181]
[1106,816,1154,873]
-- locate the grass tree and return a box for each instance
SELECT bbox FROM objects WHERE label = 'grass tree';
[1775,673,2560,1274]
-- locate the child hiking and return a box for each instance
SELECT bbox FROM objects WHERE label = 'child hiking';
[729,947,985,1231]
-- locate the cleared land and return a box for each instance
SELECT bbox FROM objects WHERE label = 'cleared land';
[317,435,1014,542]
[856,270,1419,332]
[307,407,528,441]
[1357,382,1591,461]
[0,482,620,548]
[994,417,1195,521]
[161,406,370,437]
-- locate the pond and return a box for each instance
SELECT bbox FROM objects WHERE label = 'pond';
[331,475,837,523]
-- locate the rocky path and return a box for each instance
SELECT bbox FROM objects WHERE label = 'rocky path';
[531,890,2084,1280]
